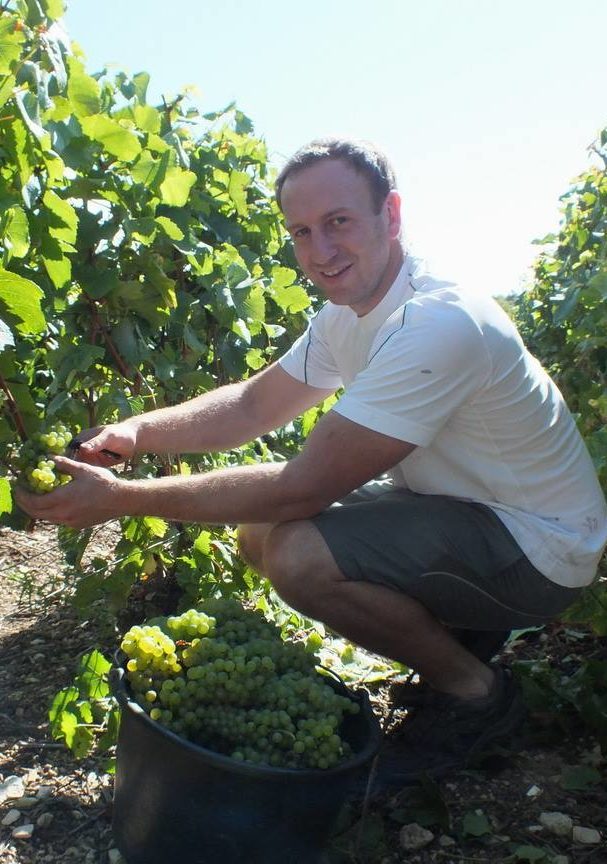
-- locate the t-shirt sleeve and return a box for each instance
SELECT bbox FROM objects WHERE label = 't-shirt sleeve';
[331,299,490,446]
[278,309,343,390]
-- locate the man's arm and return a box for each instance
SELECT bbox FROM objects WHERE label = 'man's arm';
[76,364,334,465]
[16,409,415,528]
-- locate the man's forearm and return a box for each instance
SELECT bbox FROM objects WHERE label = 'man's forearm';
[114,461,323,525]
[127,381,258,456]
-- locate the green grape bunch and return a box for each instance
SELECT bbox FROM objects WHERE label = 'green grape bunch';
[120,600,360,771]
[13,422,75,495]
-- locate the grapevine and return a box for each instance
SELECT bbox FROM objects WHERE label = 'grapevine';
[120,599,360,770]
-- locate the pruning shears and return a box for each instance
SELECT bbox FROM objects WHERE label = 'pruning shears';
[67,438,123,461]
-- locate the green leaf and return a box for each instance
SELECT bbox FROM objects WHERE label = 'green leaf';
[228,169,251,216]
[70,724,95,759]
[41,234,71,289]
[41,0,66,20]
[245,347,265,370]
[43,190,78,244]
[0,17,25,75]
[0,74,15,109]
[142,516,168,538]
[60,709,78,746]
[133,104,160,134]
[14,89,49,144]
[49,686,79,727]
[56,343,105,379]
[270,265,297,290]
[131,150,164,186]
[155,216,184,241]
[127,217,156,246]
[76,650,111,699]
[67,56,101,117]
[182,323,206,354]
[80,114,142,162]
[0,477,13,516]
[132,70,150,104]
[0,267,45,333]
[588,272,607,298]
[194,530,212,556]
[560,764,602,791]
[159,166,196,206]
[1,205,30,259]
[462,809,492,837]
[272,282,310,314]
[76,700,94,724]
[232,282,265,321]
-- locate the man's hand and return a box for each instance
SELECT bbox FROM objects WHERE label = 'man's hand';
[70,423,138,467]
[14,457,127,528]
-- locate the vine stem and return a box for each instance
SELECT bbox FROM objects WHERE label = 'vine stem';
[0,371,28,440]
[83,292,143,394]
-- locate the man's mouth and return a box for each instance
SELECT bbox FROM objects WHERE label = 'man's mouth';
[321,263,352,279]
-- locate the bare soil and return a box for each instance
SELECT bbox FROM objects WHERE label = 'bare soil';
[0,524,605,864]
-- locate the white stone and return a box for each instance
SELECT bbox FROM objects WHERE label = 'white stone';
[11,824,34,840]
[539,811,573,837]
[399,823,434,851]
[1,810,21,827]
[572,826,601,845]
[526,784,542,797]
[438,834,456,847]
[0,776,25,804]
[552,856,569,864]
[108,849,125,864]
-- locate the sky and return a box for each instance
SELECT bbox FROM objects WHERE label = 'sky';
[63,0,607,298]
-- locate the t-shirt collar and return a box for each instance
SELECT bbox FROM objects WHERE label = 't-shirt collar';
[356,255,415,330]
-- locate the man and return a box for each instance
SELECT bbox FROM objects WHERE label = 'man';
[16,138,607,789]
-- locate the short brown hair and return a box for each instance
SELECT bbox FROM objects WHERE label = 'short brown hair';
[275,137,397,213]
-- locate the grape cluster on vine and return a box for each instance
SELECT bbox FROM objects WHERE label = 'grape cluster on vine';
[120,599,360,770]
[14,422,74,494]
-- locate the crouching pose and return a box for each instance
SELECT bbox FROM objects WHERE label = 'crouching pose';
[17,138,607,788]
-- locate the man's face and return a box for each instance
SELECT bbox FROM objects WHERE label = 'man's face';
[280,158,403,316]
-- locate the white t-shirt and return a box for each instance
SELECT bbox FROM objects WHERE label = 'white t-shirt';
[278,257,607,588]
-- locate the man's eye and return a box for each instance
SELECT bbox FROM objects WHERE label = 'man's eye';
[292,227,309,239]
[331,216,347,227]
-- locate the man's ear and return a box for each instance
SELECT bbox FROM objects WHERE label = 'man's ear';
[384,190,402,239]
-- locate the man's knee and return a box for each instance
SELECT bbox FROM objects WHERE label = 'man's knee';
[263,520,345,615]
[237,523,274,572]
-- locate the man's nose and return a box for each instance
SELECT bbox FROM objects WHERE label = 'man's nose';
[310,230,337,265]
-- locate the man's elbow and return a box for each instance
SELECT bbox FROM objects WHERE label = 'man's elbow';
[273,470,340,523]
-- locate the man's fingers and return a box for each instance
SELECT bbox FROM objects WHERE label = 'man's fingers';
[14,484,61,516]
[80,442,123,460]
[53,455,89,475]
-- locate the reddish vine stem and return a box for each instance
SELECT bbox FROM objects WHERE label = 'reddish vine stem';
[83,292,143,395]
[0,372,28,441]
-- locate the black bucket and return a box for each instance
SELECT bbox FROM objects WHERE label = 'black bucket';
[110,663,381,864]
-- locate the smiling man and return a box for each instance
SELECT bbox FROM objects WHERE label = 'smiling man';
[16,138,607,791]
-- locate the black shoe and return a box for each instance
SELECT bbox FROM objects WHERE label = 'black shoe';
[368,664,525,797]
[388,629,511,707]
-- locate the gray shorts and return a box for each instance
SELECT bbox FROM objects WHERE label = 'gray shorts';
[311,483,581,630]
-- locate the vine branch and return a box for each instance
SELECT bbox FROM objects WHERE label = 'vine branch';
[83,292,143,395]
[0,372,28,441]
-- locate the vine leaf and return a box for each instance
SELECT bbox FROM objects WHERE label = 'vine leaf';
[0,477,12,515]
[0,268,45,334]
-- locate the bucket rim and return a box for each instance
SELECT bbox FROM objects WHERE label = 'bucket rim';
[111,659,382,781]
